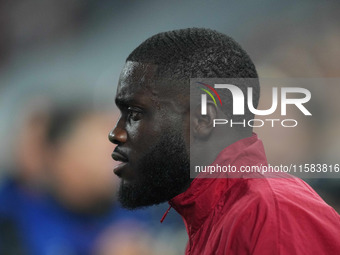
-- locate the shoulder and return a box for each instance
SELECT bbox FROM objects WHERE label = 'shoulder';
[221,176,340,229]
[212,177,340,254]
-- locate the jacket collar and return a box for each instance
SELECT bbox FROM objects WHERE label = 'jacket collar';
[169,133,267,235]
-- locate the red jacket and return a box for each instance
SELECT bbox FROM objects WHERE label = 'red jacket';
[169,134,340,255]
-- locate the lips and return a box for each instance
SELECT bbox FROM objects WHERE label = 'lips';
[111,148,130,177]
[111,151,128,162]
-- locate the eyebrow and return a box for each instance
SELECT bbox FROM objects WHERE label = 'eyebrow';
[115,97,129,107]
[115,96,145,109]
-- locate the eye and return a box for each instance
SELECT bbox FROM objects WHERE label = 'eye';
[127,107,143,122]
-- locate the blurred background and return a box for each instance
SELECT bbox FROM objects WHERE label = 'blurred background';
[0,0,339,254]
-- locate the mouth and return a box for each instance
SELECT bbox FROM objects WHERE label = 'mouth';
[111,149,129,177]
[111,151,128,162]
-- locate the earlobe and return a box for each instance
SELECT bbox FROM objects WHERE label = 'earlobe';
[192,102,217,139]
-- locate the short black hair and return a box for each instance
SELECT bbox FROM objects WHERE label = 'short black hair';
[127,28,259,119]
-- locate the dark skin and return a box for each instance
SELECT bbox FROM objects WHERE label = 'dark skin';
[108,61,191,190]
[108,61,252,207]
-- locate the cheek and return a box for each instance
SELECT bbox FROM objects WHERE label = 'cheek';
[125,116,164,147]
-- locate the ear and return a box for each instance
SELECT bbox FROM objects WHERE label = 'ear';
[192,102,217,139]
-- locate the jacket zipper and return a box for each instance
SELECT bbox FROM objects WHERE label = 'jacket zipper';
[160,203,172,223]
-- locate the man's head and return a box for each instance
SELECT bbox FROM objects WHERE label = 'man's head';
[108,28,259,209]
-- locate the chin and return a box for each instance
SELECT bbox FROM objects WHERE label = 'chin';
[118,180,167,209]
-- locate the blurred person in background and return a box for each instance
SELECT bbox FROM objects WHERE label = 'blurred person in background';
[45,102,118,215]
[0,93,160,255]
[0,95,51,254]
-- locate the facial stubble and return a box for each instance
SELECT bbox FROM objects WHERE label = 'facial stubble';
[118,129,190,209]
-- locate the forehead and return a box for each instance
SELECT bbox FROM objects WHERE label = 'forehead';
[120,61,157,85]
[116,61,189,112]
[116,61,159,104]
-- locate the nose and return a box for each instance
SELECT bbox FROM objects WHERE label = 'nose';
[108,126,127,144]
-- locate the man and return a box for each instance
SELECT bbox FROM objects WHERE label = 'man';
[108,28,340,254]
